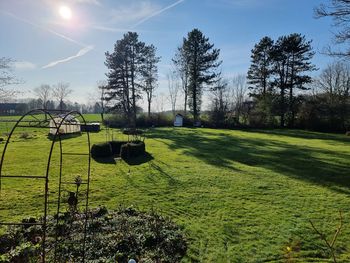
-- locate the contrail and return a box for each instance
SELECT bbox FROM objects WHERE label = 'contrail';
[132,0,185,28]
[0,10,86,47]
[42,45,94,69]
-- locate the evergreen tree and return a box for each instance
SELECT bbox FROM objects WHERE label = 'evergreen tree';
[179,29,221,123]
[105,32,146,127]
[272,34,316,127]
[141,44,160,118]
[247,36,274,97]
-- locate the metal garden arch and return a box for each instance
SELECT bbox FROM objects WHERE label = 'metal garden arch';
[0,109,91,262]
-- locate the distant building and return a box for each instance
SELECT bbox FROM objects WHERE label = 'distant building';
[0,103,27,115]
[174,113,183,127]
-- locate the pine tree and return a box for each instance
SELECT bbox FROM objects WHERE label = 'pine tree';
[141,45,160,118]
[105,32,146,127]
[179,29,221,123]
[272,34,316,127]
[247,36,274,97]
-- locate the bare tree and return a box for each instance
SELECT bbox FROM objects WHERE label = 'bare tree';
[97,80,108,122]
[315,0,350,58]
[0,57,19,102]
[167,71,180,117]
[230,75,248,123]
[315,62,350,129]
[53,82,72,111]
[173,46,189,115]
[209,78,230,126]
[316,61,350,97]
[154,92,166,113]
[34,84,51,109]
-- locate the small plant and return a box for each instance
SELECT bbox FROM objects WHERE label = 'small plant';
[309,211,343,263]
[19,132,30,139]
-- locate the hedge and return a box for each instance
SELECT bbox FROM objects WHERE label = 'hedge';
[109,140,128,155]
[120,141,146,160]
[90,142,113,158]
[91,141,146,160]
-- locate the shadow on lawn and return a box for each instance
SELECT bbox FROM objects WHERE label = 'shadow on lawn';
[148,129,350,194]
[124,152,154,166]
[93,152,154,166]
[247,129,350,143]
[93,156,116,164]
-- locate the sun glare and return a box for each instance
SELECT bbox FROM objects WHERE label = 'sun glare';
[59,5,72,20]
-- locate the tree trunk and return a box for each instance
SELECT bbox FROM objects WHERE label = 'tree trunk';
[280,88,285,128]
[148,100,151,118]
[193,83,197,124]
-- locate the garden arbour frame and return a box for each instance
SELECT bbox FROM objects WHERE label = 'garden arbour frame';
[0,109,91,262]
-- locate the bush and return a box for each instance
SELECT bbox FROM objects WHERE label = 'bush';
[120,141,146,160]
[109,140,128,155]
[0,207,187,263]
[90,143,113,158]
[122,128,143,135]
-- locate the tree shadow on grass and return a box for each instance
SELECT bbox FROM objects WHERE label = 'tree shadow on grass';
[148,129,350,194]
[92,152,154,165]
[148,161,180,187]
[92,156,116,164]
[124,152,154,166]
[247,129,350,143]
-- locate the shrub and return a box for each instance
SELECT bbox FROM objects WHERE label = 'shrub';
[0,207,187,262]
[0,137,4,142]
[120,141,145,160]
[122,128,143,135]
[90,143,113,158]
[109,140,128,155]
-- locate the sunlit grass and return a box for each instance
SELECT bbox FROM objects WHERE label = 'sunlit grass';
[0,116,349,262]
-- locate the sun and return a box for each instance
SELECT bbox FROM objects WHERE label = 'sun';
[59,5,72,20]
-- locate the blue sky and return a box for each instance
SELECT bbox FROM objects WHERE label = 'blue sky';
[0,0,336,108]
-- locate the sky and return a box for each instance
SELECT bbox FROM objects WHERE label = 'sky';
[0,0,337,110]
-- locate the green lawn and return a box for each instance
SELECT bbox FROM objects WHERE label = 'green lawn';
[0,116,350,262]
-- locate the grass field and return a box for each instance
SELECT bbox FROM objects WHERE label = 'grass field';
[0,115,350,262]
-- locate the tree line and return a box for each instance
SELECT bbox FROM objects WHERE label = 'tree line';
[103,28,349,132]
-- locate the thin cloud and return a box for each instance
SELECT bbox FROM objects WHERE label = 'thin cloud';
[108,2,159,25]
[71,0,101,5]
[91,25,133,33]
[13,61,37,70]
[42,45,94,69]
[0,10,86,47]
[132,0,185,28]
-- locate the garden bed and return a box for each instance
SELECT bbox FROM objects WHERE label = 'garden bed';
[0,207,187,262]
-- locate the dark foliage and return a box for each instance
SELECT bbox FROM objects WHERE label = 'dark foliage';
[0,207,187,263]
[90,142,113,158]
[177,29,222,123]
[120,141,146,160]
[109,140,128,155]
